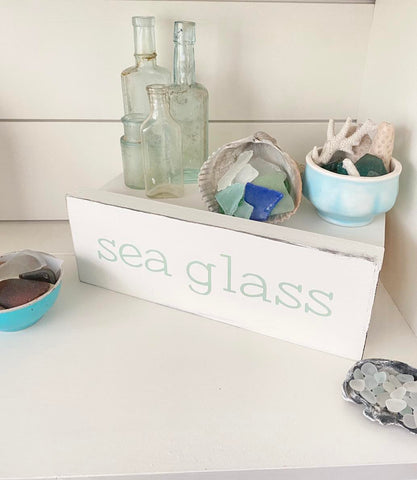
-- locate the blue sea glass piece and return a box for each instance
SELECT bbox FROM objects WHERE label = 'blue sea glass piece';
[244,183,284,221]
[215,183,245,215]
[253,174,294,215]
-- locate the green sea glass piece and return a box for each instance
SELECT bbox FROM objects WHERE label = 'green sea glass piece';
[234,200,254,219]
[253,174,294,215]
[215,183,245,215]
[335,163,348,175]
[284,178,291,194]
[322,150,348,173]
[356,154,388,177]
[322,162,338,173]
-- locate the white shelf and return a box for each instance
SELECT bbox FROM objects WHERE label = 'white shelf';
[103,175,386,249]
[0,221,417,479]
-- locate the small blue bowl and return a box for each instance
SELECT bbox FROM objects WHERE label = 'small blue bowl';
[0,252,62,332]
[303,150,402,227]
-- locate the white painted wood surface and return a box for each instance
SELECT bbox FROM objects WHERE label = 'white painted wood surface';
[0,222,417,479]
[358,0,417,335]
[67,186,384,359]
[0,121,343,220]
[103,176,385,248]
[0,1,373,120]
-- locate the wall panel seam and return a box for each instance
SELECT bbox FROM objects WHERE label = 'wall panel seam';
[147,1,375,3]
[0,119,350,124]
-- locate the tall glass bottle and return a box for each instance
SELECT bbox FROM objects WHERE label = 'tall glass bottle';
[169,21,208,184]
[121,16,171,115]
[140,85,184,198]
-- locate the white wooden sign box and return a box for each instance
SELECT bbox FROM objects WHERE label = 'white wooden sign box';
[67,175,385,360]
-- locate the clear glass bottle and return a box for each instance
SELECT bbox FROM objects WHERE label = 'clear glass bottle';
[141,85,184,198]
[121,16,171,115]
[169,21,208,184]
[120,113,146,189]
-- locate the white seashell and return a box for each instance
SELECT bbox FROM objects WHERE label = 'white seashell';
[343,358,417,435]
[369,121,395,172]
[198,132,302,223]
[352,133,372,162]
[0,252,43,281]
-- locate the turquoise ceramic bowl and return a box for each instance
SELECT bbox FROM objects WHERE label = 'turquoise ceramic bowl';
[0,256,62,332]
[303,150,402,227]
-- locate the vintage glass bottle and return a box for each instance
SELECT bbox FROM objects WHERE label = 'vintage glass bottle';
[121,16,170,115]
[169,21,208,184]
[120,113,146,189]
[140,85,184,198]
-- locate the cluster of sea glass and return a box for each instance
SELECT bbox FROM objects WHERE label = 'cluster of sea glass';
[323,152,389,177]
[349,362,417,430]
[214,150,294,221]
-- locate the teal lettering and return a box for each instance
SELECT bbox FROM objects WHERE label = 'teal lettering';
[145,249,172,276]
[276,282,302,309]
[305,290,333,317]
[187,261,215,295]
[97,238,117,262]
[240,273,271,302]
[119,243,142,267]
[220,253,236,293]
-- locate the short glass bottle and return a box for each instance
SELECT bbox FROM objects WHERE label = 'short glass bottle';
[121,16,171,115]
[120,113,146,189]
[140,85,184,198]
[169,21,208,184]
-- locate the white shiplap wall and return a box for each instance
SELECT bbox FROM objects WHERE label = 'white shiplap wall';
[0,0,374,219]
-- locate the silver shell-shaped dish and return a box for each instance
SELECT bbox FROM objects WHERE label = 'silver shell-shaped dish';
[343,358,417,434]
[198,131,302,223]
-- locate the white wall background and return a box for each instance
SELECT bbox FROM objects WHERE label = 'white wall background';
[358,0,417,335]
[0,0,374,219]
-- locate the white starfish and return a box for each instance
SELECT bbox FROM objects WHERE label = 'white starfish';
[312,117,377,165]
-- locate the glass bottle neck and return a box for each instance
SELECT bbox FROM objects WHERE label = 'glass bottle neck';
[133,25,156,63]
[135,53,157,67]
[173,43,196,85]
[148,93,171,118]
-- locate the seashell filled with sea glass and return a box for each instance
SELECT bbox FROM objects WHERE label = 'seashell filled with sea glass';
[198,132,302,223]
[343,358,417,435]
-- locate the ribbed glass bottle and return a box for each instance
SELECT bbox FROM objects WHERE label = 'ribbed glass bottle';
[140,85,184,198]
[121,16,170,115]
[169,21,208,184]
